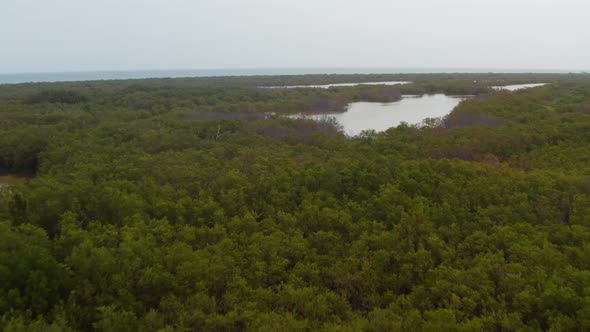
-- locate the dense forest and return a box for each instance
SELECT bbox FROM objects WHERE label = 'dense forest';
[2,73,590,331]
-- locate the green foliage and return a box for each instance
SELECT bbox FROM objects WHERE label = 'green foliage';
[24,90,89,105]
[1,73,590,330]
[0,222,71,318]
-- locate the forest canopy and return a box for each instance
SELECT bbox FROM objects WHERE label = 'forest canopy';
[1,73,590,331]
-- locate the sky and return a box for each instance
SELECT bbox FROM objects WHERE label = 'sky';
[1,0,589,74]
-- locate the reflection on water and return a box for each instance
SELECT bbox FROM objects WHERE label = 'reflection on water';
[260,81,412,89]
[491,83,547,91]
[288,94,468,136]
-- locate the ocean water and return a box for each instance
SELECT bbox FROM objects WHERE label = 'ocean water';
[0,68,574,85]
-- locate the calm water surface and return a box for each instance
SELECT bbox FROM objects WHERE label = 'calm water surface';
[289,94,467,136]
[261,81,411,89]
[491,83,548,91]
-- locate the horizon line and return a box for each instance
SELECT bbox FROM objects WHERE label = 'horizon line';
[1,67,588,85]
[1,66,589,76]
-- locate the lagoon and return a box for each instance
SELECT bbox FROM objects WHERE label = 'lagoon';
[289,94,467,136]
[261,81,412,89]
[491,83,548,91]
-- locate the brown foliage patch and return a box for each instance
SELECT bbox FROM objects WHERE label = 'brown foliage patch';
[255,119,341,144]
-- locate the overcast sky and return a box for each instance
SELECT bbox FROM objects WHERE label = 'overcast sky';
[1,0,589,73]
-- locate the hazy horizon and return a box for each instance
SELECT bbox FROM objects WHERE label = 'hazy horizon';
[1,66,587,76]
[2,0,589,74]
[1,67,586,85]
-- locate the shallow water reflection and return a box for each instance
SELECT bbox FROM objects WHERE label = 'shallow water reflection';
[491,83,547,91]
[261,81,412,89]
[289,94,467,136]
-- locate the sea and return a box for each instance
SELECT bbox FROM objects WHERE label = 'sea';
[0,68,581,85]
